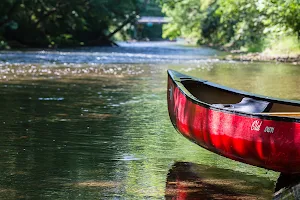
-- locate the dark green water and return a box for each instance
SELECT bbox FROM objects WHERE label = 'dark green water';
[0,42,299,199]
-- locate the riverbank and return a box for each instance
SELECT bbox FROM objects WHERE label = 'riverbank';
[224,52,300,64]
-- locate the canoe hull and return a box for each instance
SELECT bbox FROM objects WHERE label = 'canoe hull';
[167,71,300,173]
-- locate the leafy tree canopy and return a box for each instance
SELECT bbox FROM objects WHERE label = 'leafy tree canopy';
[159,0,300,52]
[0,0,150,48]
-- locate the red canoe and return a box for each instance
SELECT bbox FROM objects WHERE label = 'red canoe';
[167,69,300,173]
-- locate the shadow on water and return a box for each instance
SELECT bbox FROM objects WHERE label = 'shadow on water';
[165,162,275,199]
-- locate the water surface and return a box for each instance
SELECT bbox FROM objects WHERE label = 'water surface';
[0,42,299,199]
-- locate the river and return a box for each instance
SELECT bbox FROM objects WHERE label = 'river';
[0,41,299,199]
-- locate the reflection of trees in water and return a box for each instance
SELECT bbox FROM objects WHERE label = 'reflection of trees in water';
[165,162,275,199]
[0,75,146,198]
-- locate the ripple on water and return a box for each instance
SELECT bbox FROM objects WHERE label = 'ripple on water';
[0,63,149,81]
[38,97,64,101]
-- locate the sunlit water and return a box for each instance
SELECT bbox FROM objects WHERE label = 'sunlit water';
[0,41,299,199]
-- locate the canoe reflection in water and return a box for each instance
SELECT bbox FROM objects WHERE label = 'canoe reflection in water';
[165,162,275,200]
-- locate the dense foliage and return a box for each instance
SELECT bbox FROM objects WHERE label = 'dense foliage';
[0,0,150,48]
[160,0,300,52]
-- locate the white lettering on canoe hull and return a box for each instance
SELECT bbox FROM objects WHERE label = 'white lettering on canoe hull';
[251,120,275,133]
[251,120,262,131]
[264,126,274,133]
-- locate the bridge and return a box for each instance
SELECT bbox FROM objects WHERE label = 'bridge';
[133,16,170,40]
[137,16,170,24]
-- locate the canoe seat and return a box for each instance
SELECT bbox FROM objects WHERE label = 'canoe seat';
[212,97,272,113]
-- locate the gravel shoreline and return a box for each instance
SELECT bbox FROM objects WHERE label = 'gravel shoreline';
[224,53,300,64]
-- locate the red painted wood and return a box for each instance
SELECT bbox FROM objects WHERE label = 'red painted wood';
[167,75,300,173]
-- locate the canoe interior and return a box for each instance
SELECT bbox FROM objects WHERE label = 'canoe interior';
[181,80,300,115]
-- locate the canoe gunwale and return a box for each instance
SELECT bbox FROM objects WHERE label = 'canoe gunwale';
[167,69,300,122]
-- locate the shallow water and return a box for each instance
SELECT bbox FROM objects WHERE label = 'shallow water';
[0,42,299,199]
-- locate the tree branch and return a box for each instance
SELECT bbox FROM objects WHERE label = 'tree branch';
[106,0,150,39]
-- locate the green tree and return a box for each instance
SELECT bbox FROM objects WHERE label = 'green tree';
[160,0,206,40]
[0,0,149,48]
[159,0,300,52]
